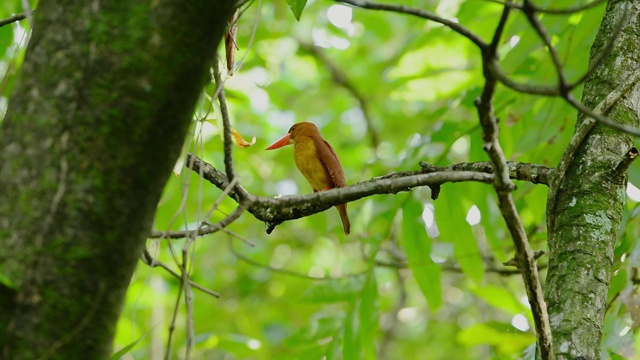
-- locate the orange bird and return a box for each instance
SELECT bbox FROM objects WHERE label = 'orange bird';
[266,122,350,235]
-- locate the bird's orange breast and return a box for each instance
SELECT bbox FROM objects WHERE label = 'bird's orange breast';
[293,137,331,192]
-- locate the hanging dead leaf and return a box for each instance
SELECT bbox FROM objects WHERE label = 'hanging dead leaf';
[225,9,240,75]
[231,127,256,148]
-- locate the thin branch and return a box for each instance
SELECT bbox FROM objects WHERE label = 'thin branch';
[547,68,640,235]
[611,147,639,185]
[374,257,548,276]
[564,94,640,136]
[487,0,511,56]
[522,1,569,94]
[212,56,244,197]
[181,241,195,359]
[299,41,380,149]
[568,5,627,90]
[487,59,560,96]
[476,1,553,357]
[0,12,26,28]
[164,272,183,360]
[335,0,487,49]
[420,160,554,186]
[229,238,366,280]
[485,0,606,15]
[141,249,221,298]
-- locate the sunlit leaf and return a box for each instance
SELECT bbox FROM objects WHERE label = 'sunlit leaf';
[401,198,443,311]
[231,127,257,148]
[359,267,378,360]
[0,272,16,290]
[473,285,529,316]
[302,276,366,302]
[436,187,484,284]
[286,0,307,21]
[457,322,535,355]
[110,325,155,360]
[343,299,360,360]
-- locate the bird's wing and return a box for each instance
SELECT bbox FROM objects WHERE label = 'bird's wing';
[312,136,347,189]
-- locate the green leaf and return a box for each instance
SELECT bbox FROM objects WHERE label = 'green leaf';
[359,269,378,360]
[302,276,366,302]
[0,272,17,290]
[401,198,443,310]
[110,325,155,360]
[286,0,308,21]
[342,299,360,360]
[436,187,484,284]
[473,285,529,316]
[457,322,535,355]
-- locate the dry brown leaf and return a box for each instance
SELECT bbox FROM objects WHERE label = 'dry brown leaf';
[231,127,256,148]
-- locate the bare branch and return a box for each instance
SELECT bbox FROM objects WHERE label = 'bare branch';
[611,147,639,185]
[547,68,640,236]
[0,12,26,28]
[335,0,487,49]
[485,0,606,15]
[212,56,249,202]
[420,160,554,186]
[522,1,569,94]
[568,5,627,90]
[149,202,251,240]
[476,1,553,357]
[229,238,366,280]
[187,153,495,231]
[141,249,221,298]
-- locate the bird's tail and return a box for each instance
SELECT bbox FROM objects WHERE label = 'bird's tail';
[336,204,350,235]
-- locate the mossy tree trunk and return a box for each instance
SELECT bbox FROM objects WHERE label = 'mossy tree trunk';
[545,1,640,359]
[0,1,236,359]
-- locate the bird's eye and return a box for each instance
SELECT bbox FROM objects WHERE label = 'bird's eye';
[289,125,295,132]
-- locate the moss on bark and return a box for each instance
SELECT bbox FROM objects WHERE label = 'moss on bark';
[545,2,640,359]
[0,1,236,359]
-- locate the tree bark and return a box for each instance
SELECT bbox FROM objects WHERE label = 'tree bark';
[0,1,236,359]
[545,1,640,359]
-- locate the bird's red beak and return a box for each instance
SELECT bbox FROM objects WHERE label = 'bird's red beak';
[266,133,292,150]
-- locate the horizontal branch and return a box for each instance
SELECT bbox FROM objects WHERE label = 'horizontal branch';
[335,0,487,49]
[187,154,496,233]
[141,249,220,298]
[420,160,554,186]
[0,12,26,28]
[185,154,554,233]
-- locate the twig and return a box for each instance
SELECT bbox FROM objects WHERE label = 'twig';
[335,0,487,48]
[299,42,380,149]
[485,0,606,15]
[229,238,366,280]
[141,249,221,298]
[611,147,639,185]
[568,5,627,90]
[547,69,640,236]
[420,160,554,186]
[522,1,569,94]
[374,258,549,276]
[182,240,195,359]
[212,57,240,187]
[164,272,183,360]
[476,1,553,358]
[0,12,26,27]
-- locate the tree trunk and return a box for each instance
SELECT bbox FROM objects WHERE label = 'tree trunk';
[545,1,640,359]
[0,1,236,359]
